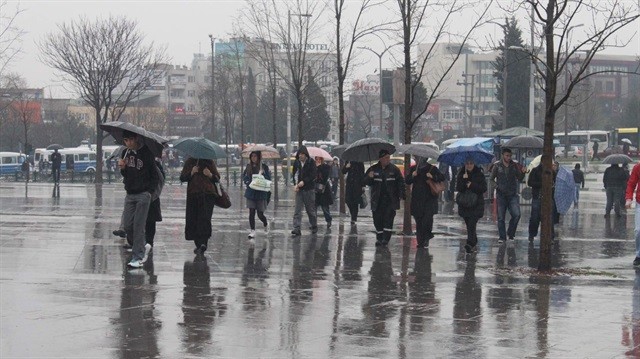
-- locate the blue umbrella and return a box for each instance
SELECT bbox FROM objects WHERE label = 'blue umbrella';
[173,137,226,160]
[437,137,495,166]
[554,165,576,214]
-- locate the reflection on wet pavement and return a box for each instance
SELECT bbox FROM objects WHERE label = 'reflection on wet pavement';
[0,182,639,357]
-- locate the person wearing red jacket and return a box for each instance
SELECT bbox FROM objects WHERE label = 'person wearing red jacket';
[625,163,640,267]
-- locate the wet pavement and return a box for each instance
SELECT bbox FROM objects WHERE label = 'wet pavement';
[1,180,639,358]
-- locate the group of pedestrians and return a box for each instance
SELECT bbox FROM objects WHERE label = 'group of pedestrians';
[111,134,640,270]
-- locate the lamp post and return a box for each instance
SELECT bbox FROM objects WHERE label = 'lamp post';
[563,24,584,158]
[286,10,312,184]
[208,35,216,141]
[359,44,398,137]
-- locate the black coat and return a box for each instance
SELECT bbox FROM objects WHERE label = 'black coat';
[294,158,317,191]
[364,162,405,211]
[315,163,334,206]
[342,161,365,204]
[405,163,444,218]
[456,165,487,218]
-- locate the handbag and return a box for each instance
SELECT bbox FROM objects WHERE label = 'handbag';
[455,190,478,208]
[426,179,446,196]
[249,174,272,192]
[213,182,232,209]
[359,192,368,209]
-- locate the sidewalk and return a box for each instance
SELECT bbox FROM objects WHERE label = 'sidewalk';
[1,181,638,358]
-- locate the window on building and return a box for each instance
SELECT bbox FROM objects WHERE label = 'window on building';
[595,81,603,93]
[187,90,196,97]
[188,76,195,83]
[606,81,614,92]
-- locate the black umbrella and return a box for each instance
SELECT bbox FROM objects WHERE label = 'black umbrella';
[602,154,633,165]
[502,135,543,149]
[397,144,440,159]
[99,121,168,157]
[46,144,64,151]
[341,138,395,162]
[331,144,349,158]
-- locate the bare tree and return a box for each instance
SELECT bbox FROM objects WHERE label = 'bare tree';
[395,0,493,234]
[349,93,377,139]
[0,1,24,78]
[517,0,639,271]
[39,16,167,183]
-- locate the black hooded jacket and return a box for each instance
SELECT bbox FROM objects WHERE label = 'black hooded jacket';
[292,146,317,191]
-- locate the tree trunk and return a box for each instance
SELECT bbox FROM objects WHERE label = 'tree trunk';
[402,7,413,235]
[95,108,103,184]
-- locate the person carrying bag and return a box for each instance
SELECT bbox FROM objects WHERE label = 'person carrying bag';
[243,151,271,240]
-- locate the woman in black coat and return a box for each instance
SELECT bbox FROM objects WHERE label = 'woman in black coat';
[405,157,445,248]
[342,161,365,224]
[456,159,488,253]
[315,156,334,227]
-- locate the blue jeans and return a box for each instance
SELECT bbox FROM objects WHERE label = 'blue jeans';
[496,193,521,240]
[635,203,640,258]
[574,186,580,205]
[320,204,332,223]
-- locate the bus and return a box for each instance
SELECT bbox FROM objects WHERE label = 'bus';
[0,152,27,175]
[554,130,609,155]
[58,147,98,172]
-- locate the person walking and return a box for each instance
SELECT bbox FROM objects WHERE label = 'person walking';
[592,140,600,161]
[406,157,444,248]
[330,157,340,200]
[490,147,526,243]
[572,163,585,208]
[625,163,640,267]
[180,156,220,254]
[342,161,365,224]
[291,146,318,236]
[315,156,333,228]
[51,148,62,183]
[456,158,487,253]
[119,130,160,268]
[243,151,271,240]
[364,149,405,247]
[143,158,165,262]
[603,163,627,218]
[527,156,559,242]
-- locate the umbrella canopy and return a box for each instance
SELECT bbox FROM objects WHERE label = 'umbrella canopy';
[590,138,601,142]
[173,137,226,160]
[602,154,633,165]
[46,144,64,151]
[397,143,440,159]
[99,121,167,157]
[621,138,632,144]
[107,145,127,161]
[307,146,332,161]
[341,138,395,162]
[438,137,495,167]
[241,144,281,159]
[331,144,349,157]
[502,135,543,149]
[527,154,542,173]
[484,126,544,138]
[555,165,576,214]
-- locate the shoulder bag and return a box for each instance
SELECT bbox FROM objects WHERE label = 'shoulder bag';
[455,190,478,208]
[426,167,446,196]
[213,182,232,209]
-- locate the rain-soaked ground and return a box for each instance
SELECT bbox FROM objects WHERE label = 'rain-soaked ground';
[1,178,639,358]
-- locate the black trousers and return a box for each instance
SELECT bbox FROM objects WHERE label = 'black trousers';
[185,193,216,248]
[372,203,396,243]
[346,200,359,222]
[145,221,156,246]
[463,216,479,247]
[414,213,434,246]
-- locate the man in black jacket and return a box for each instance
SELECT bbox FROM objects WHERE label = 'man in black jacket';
[119,130,159,268]
[603,163,627,218]
[490,148,526,243]
[291,146,318,236]
[572,163,585,208]
[364,149,405,246]
[527,156,558,242]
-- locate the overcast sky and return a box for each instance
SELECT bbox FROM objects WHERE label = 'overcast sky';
[6,0,640,98]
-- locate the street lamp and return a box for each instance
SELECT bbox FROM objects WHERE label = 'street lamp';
[286,10,312,184]
[208,35,216,141]
[359,43,399,137]
[563,24,584,158]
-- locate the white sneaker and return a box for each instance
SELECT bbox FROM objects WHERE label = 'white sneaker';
[248,230,256,238]
[141,243,152,263]
[127,259,143,268]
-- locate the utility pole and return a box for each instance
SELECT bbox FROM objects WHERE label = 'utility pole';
[208,35,216,141]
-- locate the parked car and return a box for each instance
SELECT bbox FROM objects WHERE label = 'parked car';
[555,145,580,158]
[600,145,639,158]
